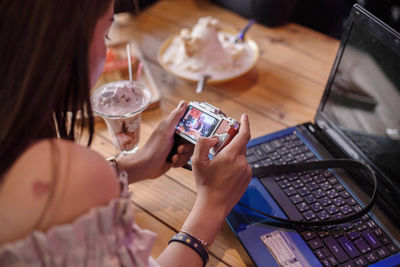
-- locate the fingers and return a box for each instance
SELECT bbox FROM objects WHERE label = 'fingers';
[192,137,219,163]
[177,143,194,154]
[171,143,194,167]
[164,101,188,134]
[224,114,251,154]
[171,153,191,167]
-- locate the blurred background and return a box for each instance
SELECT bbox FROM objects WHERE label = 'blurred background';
[114,0,400,39]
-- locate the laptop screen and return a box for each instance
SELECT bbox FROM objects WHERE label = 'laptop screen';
[320,22,400,188]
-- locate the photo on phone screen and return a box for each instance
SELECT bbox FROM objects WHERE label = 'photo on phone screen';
[176,106,220,142]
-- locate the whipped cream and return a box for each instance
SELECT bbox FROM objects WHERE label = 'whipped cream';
[162,16,255,81]
[91,80,151,117]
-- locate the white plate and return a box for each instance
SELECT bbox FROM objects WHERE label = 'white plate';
[157,32,259,84]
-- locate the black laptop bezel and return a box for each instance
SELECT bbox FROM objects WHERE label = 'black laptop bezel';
[314,4,400,224]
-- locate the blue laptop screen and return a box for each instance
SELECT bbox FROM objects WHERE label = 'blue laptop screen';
[321,22,400,188]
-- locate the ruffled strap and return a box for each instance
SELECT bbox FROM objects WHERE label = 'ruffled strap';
[0,172,159,267]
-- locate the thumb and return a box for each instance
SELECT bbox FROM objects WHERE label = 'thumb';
[193,137,219,162]
[165,101,187,134]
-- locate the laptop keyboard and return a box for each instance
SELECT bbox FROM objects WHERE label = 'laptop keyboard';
[247,132,399,267]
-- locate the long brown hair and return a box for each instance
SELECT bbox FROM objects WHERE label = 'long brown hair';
[0,0,113,179]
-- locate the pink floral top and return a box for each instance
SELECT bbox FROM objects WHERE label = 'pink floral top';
[0,172,160,267]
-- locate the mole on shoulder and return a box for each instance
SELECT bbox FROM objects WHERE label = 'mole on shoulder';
[32,180,51,196]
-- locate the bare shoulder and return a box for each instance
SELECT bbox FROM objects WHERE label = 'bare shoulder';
[52,138,120,201]
[45,139,121,225]
[0,138,120,238]
[24,138,120,201]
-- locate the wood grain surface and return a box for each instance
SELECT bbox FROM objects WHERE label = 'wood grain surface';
[89,0,340,265]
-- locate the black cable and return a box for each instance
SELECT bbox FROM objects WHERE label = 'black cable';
[239,159,377,228]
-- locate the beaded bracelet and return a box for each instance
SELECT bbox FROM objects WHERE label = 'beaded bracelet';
[168,232,209,266]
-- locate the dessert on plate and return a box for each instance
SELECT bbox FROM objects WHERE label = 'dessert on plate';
[160,16,258,82]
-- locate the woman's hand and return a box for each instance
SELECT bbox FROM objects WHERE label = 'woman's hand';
[191,114,252,217]
[175,114,252,248]
[141,101,195,175]
[158,114,252,266]
[118,101,194,182]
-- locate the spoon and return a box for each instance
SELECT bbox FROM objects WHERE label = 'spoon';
[196,75,210,94]
[234,18,255,43]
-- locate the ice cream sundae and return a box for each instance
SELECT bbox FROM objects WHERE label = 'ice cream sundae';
[161,16,257,82]
[91,80,151,153]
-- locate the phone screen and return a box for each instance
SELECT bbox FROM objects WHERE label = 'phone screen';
[176,105,220,142]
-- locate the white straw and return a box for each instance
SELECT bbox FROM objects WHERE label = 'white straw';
[126,43,133,82]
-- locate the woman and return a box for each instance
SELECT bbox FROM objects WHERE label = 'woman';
[0,0,252,266]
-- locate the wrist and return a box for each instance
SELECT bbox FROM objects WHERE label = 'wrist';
[196,189,232,218]
[181,195,227,245]
[106,155,121,175]
[115,150,150,182]
[168,231,209,266]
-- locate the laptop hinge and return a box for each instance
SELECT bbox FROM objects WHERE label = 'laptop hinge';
[315,119,361,160]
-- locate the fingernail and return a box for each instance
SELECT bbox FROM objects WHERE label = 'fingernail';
[210,136,220,142]
[178,101,186,110]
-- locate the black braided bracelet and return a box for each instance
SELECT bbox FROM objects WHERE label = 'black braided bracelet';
[168,232,209,266]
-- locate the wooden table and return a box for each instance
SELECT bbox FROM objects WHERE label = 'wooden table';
[90,0,340,265]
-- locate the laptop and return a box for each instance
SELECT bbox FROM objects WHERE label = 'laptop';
[226,4,400,267]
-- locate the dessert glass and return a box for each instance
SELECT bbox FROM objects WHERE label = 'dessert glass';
[91,80,151,154]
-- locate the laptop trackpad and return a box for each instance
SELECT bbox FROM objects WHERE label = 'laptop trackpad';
[232,179,275,225]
